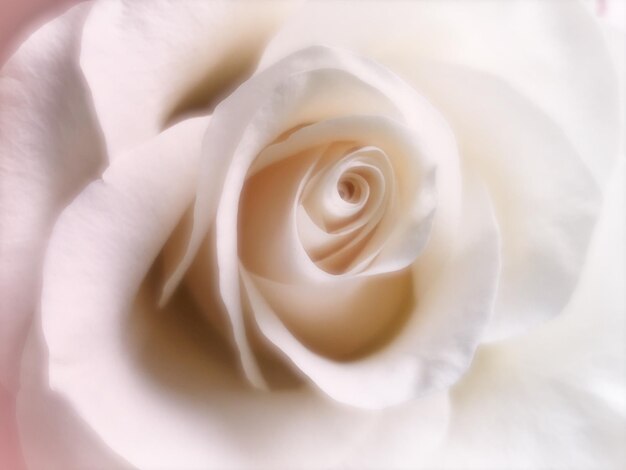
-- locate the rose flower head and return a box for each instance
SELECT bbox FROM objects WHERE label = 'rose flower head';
[0,1,623,469]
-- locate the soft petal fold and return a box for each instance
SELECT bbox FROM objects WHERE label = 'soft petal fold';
[37,116,208,467]
[246,176,500,409]
[80,0,297,157]
[0,3,104,391]
[263,0,620,186]
[433,160,625,469]
[16,318,131,470]
[404,62,602,340]
[38,263,450,469]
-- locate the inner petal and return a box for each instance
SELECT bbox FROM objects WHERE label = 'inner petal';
[237,115,439,287]
[337,178,358,202]
[237,140,414,359]
[298,146,396,274]
[248,268,414,360]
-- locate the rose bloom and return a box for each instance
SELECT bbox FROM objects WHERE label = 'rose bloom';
[0,1,624,469]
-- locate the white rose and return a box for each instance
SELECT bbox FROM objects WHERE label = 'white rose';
[1,1,623,469]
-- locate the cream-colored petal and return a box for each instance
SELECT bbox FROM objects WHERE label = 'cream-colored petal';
[16,316,131,470]
[248,269,413,360]
[263,0,620,186]
[430,159,625,469]
[37,117,208,467]
[0,3,104,391]
[339,392,450,469]
[80,0,297,157]
[246,176,500,409]
[40,277,447,469]
[405,62,602,340]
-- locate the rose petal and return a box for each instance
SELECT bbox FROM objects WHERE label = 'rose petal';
[80,0,297,157]
[247,270,413,360]
[38,268,450,468]
[404,63,602,340]
[336,391,451,469]
[32,116,451,466]
[297,146,397,274]
[262,0,620,186]
[16,318,131,470]
[430,159,625,468]
[245,175,500,409]
[37,116,208,467]
[0,3,104,392]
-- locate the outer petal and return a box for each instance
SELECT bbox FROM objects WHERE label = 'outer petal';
[402,63,602,340]
[16,317,132,470]
[0,11,103,468]
[263,0,620,185]
[430,159,626,469]
[39,271,450,469]
[0,5,103,467]
[35,108,449,468]
[80,0,298,157]
[0,2,103,391]
[35,116,208,468]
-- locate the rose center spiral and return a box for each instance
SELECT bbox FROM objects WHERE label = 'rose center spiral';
[337,177,358,202]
